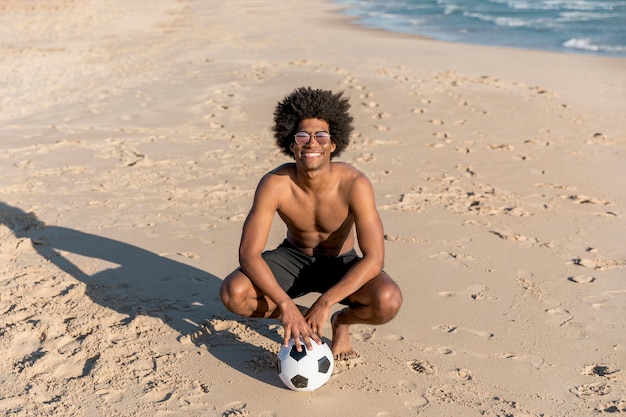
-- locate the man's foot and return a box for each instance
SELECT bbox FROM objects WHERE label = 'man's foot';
[330,310,357,359]
[330,310,362,373]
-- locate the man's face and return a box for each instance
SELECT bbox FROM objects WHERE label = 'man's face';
[290,118,336,169]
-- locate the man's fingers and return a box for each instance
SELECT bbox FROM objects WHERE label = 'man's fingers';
[313,325,324,339]
[311,332,322,345]
[283,328,292,348]
[284,321,322,352]
[292,333,316,351]
[303,335,314,351]
[292,332,303,352]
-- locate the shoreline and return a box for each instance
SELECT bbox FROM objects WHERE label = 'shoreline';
[1,1,625,416]
[329,0,626,59]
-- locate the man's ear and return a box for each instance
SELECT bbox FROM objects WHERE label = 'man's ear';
[289,142,295,155]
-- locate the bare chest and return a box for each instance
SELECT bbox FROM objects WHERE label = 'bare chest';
[278,190,352,235]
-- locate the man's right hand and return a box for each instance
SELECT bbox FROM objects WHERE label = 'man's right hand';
[279,301,322,352]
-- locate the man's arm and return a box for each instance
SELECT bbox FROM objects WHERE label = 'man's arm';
[239,172,320,350]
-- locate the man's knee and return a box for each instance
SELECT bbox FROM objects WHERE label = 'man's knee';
[219,271,247,311]
[375,281,402,322]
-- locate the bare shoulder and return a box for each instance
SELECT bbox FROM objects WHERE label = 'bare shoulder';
[333,162,368,181]
[259,163,296,186]
[333,162,372,191]
[251,164,295,209]
[267,162,296,177]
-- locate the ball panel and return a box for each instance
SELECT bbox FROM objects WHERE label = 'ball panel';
[288,344,307,361]
[290,374,308,389]
[318,356,331,374]
[279,356,299,377]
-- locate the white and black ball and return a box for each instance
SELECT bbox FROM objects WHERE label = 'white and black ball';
[276,338,334,391]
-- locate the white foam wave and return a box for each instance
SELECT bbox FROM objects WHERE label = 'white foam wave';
[465,11,551,28]
[563,38,626,53]
[490,0,626,11]
[500,0,626,11]
[559,11,616,21]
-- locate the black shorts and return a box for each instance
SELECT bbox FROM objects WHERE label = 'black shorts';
[261,239,361,305]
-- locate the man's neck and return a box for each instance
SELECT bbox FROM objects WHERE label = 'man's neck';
[294,162,335,191]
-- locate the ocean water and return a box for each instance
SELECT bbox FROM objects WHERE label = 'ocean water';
[335,0,626,56]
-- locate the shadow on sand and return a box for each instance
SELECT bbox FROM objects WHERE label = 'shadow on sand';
[0,202,284,388]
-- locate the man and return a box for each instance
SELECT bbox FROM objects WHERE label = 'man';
[220,87,402,358]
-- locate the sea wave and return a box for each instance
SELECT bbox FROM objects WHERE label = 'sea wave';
[493,0,626,11]
[563,38,626,53]
[464,12,552,28]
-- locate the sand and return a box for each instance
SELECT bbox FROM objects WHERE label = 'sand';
[1,0,625,416]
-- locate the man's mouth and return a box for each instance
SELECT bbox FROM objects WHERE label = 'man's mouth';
[302,152,322,158]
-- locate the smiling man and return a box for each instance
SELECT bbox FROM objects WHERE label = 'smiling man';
[220,87,402,359]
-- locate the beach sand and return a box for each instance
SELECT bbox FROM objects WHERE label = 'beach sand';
[1,0,625,416]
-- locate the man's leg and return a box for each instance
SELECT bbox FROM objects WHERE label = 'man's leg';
[220,269,280,318]
[331,271,402,358]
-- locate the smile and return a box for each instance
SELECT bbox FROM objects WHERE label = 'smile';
[301,152,322,158]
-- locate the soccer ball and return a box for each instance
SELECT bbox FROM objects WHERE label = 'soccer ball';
[276,337,334,391]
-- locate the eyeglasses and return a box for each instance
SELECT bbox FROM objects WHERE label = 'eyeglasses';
[294,131,331,146]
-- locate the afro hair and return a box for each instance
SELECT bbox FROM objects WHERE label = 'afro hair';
[273,87,354,159]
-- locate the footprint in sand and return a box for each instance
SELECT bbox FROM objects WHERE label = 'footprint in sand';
[177,251,201,259]
[546,305,573,327]
[140,389,173,404]
[580,364,620,378]
[498,352,548,370]
[488,144,515,151]
[382,334,404,341]
[571,258,598,269]
[407,359,437,375]
[352,326,376,341]
[221,401,251,417]
[565,194,610,205]
[432,324,494,339]
[403,397,429,413]
[436,346,456,356]
[450,368,473,381]
[490,230,539,248]
[96,388,125,403]
[599,401,626,414]
[438,284,496,301]
[570,381,612,399]
[568,274,596,284]
[384,234,420,243]
[350,324,403,342]
[178,318,240,347]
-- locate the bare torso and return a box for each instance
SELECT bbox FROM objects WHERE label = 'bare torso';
[271,162,360,257]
